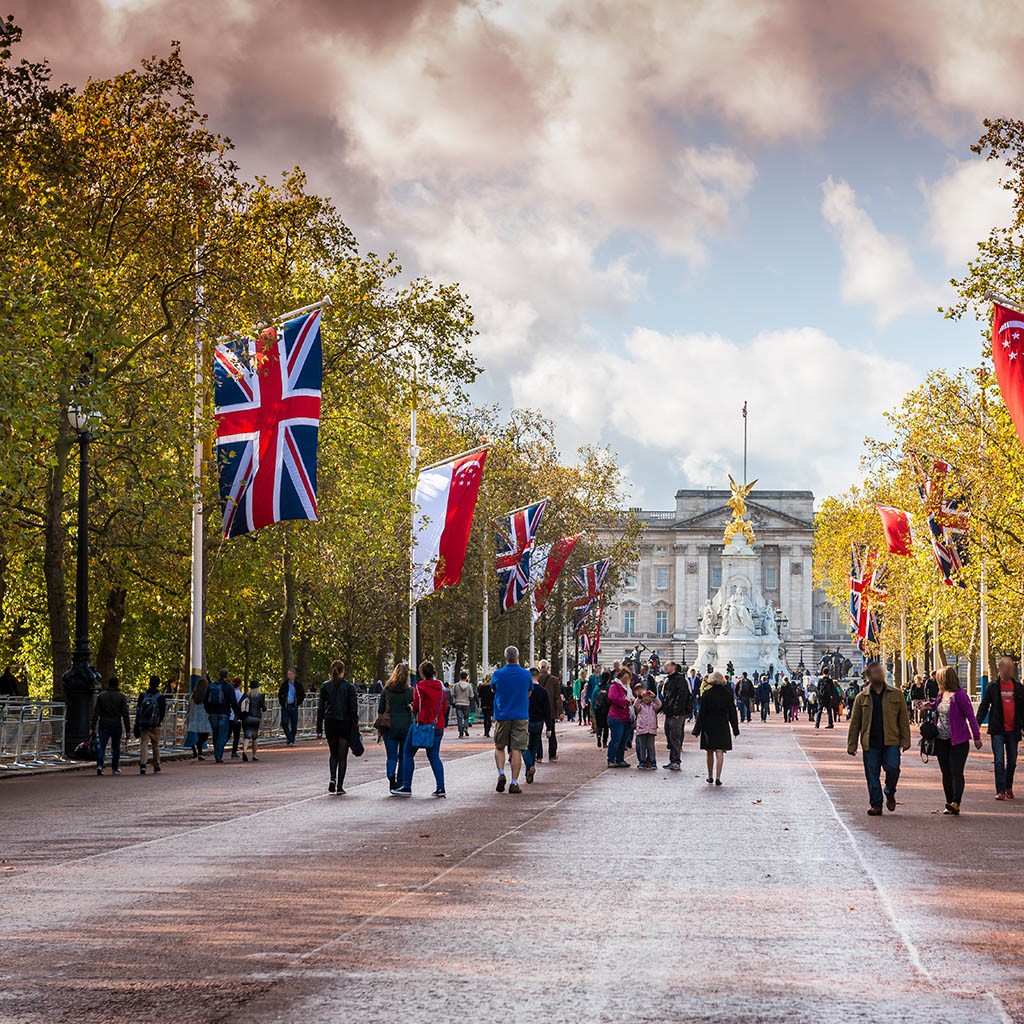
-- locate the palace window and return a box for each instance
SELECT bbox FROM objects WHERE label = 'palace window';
[764,567,778,591]
[655,610,669,635]
[710,567,722,589]
[655,567,669,590]
[818,610,833,635]
[623,610,636,635]
[624,570,637,589]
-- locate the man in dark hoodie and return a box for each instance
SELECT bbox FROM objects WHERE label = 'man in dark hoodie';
[91,676,131,775]
[525,670,552,785]
[660,662,693,771]
[203,669,240,763]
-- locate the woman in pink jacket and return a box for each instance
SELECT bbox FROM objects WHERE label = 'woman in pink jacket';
[606,669,634,768]
[931,666,982,816]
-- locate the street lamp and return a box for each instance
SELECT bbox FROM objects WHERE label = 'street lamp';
[62,402,102,756]
[797,645,805,674]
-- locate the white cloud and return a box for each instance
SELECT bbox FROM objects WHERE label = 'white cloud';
[922,157,1014,268]
[820,176,943,325]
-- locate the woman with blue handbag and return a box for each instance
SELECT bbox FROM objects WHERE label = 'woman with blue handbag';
[392,661,448,798]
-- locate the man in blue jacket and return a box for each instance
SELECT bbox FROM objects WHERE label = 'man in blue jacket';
[491,645,532,795]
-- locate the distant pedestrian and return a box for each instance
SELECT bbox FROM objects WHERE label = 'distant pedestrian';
[537,660,563,760]
[393,661,448,798]
[378,663,414,792]
[816,669,838,728]
[634,687,661,770]
[593,674,610,748]
[477,674,494,737]
[660,662,692,770]
[316,660,359,795]
[526,671,552,781]
[229,676,245,759]
[134,675,166,775]
[735,673,753,723]
[453,670,473,737]
[847,662,911,816]
[756,676,773,722]
[606,669,634,768]
[240,681,267,762]
[183,680,210,759]
[0,664,17,697]
[976,656,1024,800]
[203,669,240,763]
[91,676,131,776]
[692,671,739,786]
[491,646,532,794]
[931,666,982,816]
[278,668,305,746]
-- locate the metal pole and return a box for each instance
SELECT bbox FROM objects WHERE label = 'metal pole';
[742,400,748,483]
[408,352,419,669]
[529,613,536,668]
[562,621,569,681]
[482,581,490,676]
[979,365,989,698]
[900,611,907,688]
[188,239,205,692]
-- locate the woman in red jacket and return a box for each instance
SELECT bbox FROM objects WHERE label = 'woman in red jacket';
[392,661,448,798]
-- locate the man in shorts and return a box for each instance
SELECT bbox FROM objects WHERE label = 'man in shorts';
[491,645,532,794]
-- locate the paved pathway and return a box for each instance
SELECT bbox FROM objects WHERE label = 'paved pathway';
[0,723,1017,1024]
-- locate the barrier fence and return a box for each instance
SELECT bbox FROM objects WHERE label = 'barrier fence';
[0,692,384,771]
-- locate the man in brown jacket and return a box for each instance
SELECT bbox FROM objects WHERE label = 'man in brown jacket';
[847,662,911,815]
[537,660,563,761]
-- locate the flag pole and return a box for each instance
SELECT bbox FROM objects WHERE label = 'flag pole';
[408,349,420,669]
[188,226,205,693]
[482,579,490,678]
[979,365,989,697]
[273,294,332,323]
[742,400,748,483]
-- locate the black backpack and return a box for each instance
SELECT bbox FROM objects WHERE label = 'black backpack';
[137,691,162,729]
[206,681,223,707]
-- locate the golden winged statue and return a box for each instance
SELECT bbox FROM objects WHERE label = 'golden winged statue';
[724,475,758,546]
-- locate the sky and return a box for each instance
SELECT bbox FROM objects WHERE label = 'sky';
[10,0,1019,508]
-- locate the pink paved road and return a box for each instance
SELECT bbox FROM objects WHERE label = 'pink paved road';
[0,719,1020,1024]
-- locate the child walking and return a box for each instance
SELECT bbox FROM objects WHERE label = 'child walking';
[634,687,662,770]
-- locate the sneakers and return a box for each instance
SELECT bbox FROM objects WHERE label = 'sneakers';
[496,775,507,793]
[337,788,346,796]
[231,753,240,759]
[328,780,336,793]
[242,753,248,762]
[996,793,1007,800]
[715,779,722,786]
[153,765,161,774]
[526,765,536,784]
[96,768,103,776]
[885,793,897,812]
[549,755,558,762]
[508,782,523,794]
[139,765,146,775]
[433,790,447,798]
[1008,789,1016,799]
[112,768,122,775]
[391,787,412,797]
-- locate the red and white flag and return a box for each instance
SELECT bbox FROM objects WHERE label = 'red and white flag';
[992,302,1024,447]
[412,449,488,601]
[876,504,913,556]
[531,534,581,615]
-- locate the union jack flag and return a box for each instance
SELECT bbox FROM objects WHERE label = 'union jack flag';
[573,558,610,631]
[911,452,969,588]
[214,311,322,540]
[495,500,546,613]
[849,546,886,641]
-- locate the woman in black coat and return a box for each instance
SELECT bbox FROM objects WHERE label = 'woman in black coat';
[693,672,740,786]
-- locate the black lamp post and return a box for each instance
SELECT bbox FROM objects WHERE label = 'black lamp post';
[797,646,805,675]
[61,402,101,756]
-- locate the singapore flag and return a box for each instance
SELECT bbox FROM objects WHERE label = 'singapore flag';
[412,449,488,601]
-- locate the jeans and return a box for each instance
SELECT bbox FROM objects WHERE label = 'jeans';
[991,732,1019,794]
[935,737,970,806]
[528,721,544,764]
[636,733,655,765]
[401,728,445,791]
[325,719,351,787]
[96,725,122,771]
[208,713,229,761]
[607,717,629,765]
[455,705,470,736]
[862,745,902,808]
[816,703,834,728]
[665,716,684,764]
[383,726,408,783]
[281,704,299,744]
[548,722,558,759]
[737,698,751,723]
[760,701,769,722]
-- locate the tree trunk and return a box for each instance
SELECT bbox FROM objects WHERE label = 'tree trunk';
[94,586,127,687]
[297,630,313,689]
[374,642,387,685]
[43,438,72,699]
[468,628,477,686]
[452,641,465,685]
[280,539,295,679]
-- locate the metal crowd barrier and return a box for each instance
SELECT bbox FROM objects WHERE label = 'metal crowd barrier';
[0,699,70,769]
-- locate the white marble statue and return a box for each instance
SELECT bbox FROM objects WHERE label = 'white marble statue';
[722,586,755,635]
[699,600,717,636]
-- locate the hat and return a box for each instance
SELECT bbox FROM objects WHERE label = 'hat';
[232,676,243,686]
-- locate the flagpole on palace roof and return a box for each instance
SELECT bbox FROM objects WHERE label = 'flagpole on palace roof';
[742,400,748,484]
[188,224,206,693]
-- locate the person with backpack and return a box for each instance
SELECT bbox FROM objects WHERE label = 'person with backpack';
[976,656,1024,800]
[91,676,131,776]
[317,660,359,794]
[816,669,839,729]
[392,661,448,798]
[240,681,267,762]
[134,675,167,775]
[203,669,240,764]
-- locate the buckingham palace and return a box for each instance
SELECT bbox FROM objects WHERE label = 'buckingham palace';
[597,487,859,673]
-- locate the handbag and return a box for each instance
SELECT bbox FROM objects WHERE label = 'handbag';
[919,719,938,761]
[349,720,365,758]
[373,690,391,733]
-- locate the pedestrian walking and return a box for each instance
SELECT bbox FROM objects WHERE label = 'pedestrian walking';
[660,661,692,770]
[229,676,245,759]
[735,673,754,723]
[91,676,131,776]
[538,660,563,760]
[377,663,414,791]
[593,674,610,748]
[316,660,359,794]
[393,661,448,798]
[0,664,17,696]
[585,669,601,732]
[692,672,740,785]
[816,669,838,728]
[134,675,166,775]
[240,681,267,762]
[477,674,494,737]
[183,680,210,759]
[203,669,240,763]
[931,666,982,815]
[976,656,1024,800]
[847,662,911,816]
[606,668,634,768]
[490,645,532,794]
[526,671,552,781]
[453,670,473,737]
[634,687,661,769]
[756,675,773,722]
[278,668,305,746]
